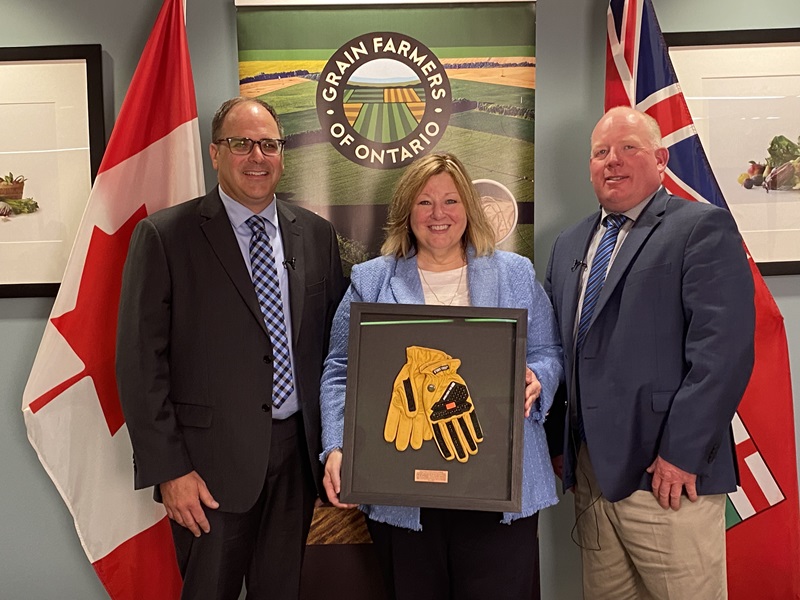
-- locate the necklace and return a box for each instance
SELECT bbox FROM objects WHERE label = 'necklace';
[418,265,466,306]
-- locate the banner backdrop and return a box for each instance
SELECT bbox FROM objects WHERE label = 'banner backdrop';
[236,3,536,272]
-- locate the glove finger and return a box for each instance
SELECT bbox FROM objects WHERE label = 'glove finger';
[395,415,413,451]
[422,418,433,441]
[444,419,469,462]
[455,415,479,455]
[384,406,401,443]
[433,420,468,462]
[458,409,483,445]
[410,414,426,450]
[431,422,455,461]
[467,409,483,441]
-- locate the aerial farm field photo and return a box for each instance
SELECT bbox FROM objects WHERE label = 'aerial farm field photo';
[236,3,536,269]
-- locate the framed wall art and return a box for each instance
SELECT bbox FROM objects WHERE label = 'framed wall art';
[340,302,527,512]
[665,29,800,276]
[0,44,105,296]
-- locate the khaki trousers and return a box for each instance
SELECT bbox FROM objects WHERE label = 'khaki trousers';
[574,444,728,600]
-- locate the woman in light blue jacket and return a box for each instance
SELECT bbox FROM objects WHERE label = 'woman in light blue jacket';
[320,153,563,600]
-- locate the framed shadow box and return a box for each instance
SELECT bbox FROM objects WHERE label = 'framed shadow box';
[340,302,527,512]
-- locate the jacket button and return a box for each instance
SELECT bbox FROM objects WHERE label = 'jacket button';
[261,404,269,412]
[263,355,272,363]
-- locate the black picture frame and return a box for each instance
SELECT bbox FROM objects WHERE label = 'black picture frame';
[664,28,800,277]
[340,302,527,512]
[0,44,106,297]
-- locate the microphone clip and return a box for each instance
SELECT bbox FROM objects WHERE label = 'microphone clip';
[283,257,296,270]
[571,259,587,272]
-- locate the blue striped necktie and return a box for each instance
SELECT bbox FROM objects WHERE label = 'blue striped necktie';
[574,213,626,441]
[576,213,628,351]
[246,216,294,408]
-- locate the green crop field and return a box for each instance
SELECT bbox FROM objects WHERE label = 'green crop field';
[353,102,418,142]
[279,109,321,136]
[450,79,534,108]
[255,80,318,115]
[346,88,384,103]
[449,110,533,143]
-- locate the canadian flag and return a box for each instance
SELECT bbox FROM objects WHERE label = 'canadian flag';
[21,0,204,597]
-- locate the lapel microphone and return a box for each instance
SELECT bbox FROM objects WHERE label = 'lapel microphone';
[282,257,296,270]
[571,259,587,272]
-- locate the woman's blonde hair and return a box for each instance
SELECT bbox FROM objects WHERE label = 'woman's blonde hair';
[381,153,496,258]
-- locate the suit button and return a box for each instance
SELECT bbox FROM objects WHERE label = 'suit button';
[263,355,272,363]
[261,404,269,412]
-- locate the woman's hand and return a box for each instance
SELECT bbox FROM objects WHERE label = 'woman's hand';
[322,449,357,509]
[524,367,541,418]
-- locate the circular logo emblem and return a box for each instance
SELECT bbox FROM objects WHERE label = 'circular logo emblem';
[473,179,519,244]
[317,32,451,170]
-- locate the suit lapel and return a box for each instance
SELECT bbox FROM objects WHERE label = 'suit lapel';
[563,214,601,347]
[277,201,305,345]
[466,250,499,307]
[199,189,267,335]
[592,189,667,320]
[389,254,425,304]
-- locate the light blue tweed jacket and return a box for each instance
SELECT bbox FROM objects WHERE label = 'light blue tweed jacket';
[320,248,563,530]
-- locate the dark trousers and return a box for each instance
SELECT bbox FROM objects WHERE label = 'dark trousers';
[171,413,316,600]
[367,508,540,600]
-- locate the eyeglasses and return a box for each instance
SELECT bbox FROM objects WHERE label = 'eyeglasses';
[214,137,286,156]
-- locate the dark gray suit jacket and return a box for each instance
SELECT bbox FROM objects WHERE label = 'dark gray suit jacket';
[545,189,755,502]
[116,188,345,512]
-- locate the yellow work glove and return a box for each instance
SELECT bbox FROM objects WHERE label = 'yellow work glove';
[418,356,484,463]
[383,346,449,451]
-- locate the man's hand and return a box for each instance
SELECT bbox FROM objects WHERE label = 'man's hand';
[646,456,698,510]
[524,367,541,418]
[551,454,564,481]
[160,471,219,537]
[323,449,357,509]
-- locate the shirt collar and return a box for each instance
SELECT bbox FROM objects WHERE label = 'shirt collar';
[218,186,279,232]
[600,186,659,224]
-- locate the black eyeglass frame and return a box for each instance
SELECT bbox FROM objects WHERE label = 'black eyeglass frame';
[213,136,286,156]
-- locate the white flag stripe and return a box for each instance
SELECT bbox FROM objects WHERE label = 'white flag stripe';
[729,485,756,520]
[732,412,748,445]
[744,452,785,506]
[636,82,681,113]
[661,124,695,149]
[82,119,205,232]
[23,380,163,561]
[663,167,710,204]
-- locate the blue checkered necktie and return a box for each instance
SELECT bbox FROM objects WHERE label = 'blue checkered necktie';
[246,215,294,408]
[576,213,628,352]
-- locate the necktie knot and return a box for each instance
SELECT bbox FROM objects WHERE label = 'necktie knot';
[246,215,267,237]
[604,213,627,231]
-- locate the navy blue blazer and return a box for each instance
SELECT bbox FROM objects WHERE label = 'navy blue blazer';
[545,188,755,502]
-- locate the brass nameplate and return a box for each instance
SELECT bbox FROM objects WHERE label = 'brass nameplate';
[414,469,448,484]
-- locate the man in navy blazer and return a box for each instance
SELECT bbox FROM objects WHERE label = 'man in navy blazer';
[116,98,345,599]
[545,107,754,599]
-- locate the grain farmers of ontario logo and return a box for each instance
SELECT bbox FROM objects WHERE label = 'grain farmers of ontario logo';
[316,32,451,170]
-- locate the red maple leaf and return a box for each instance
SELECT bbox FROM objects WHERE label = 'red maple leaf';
[29,206,148,435]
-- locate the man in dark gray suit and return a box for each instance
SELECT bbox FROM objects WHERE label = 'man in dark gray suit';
[545,106,754,599]
[117,97,345,600]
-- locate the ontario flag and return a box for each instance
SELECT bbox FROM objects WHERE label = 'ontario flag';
[606,0,800,598]
[21,0,204,597]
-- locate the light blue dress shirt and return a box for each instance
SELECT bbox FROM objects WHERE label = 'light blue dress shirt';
[219,188,299,419]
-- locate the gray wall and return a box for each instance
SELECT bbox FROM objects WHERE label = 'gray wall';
[1,0,798,598]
